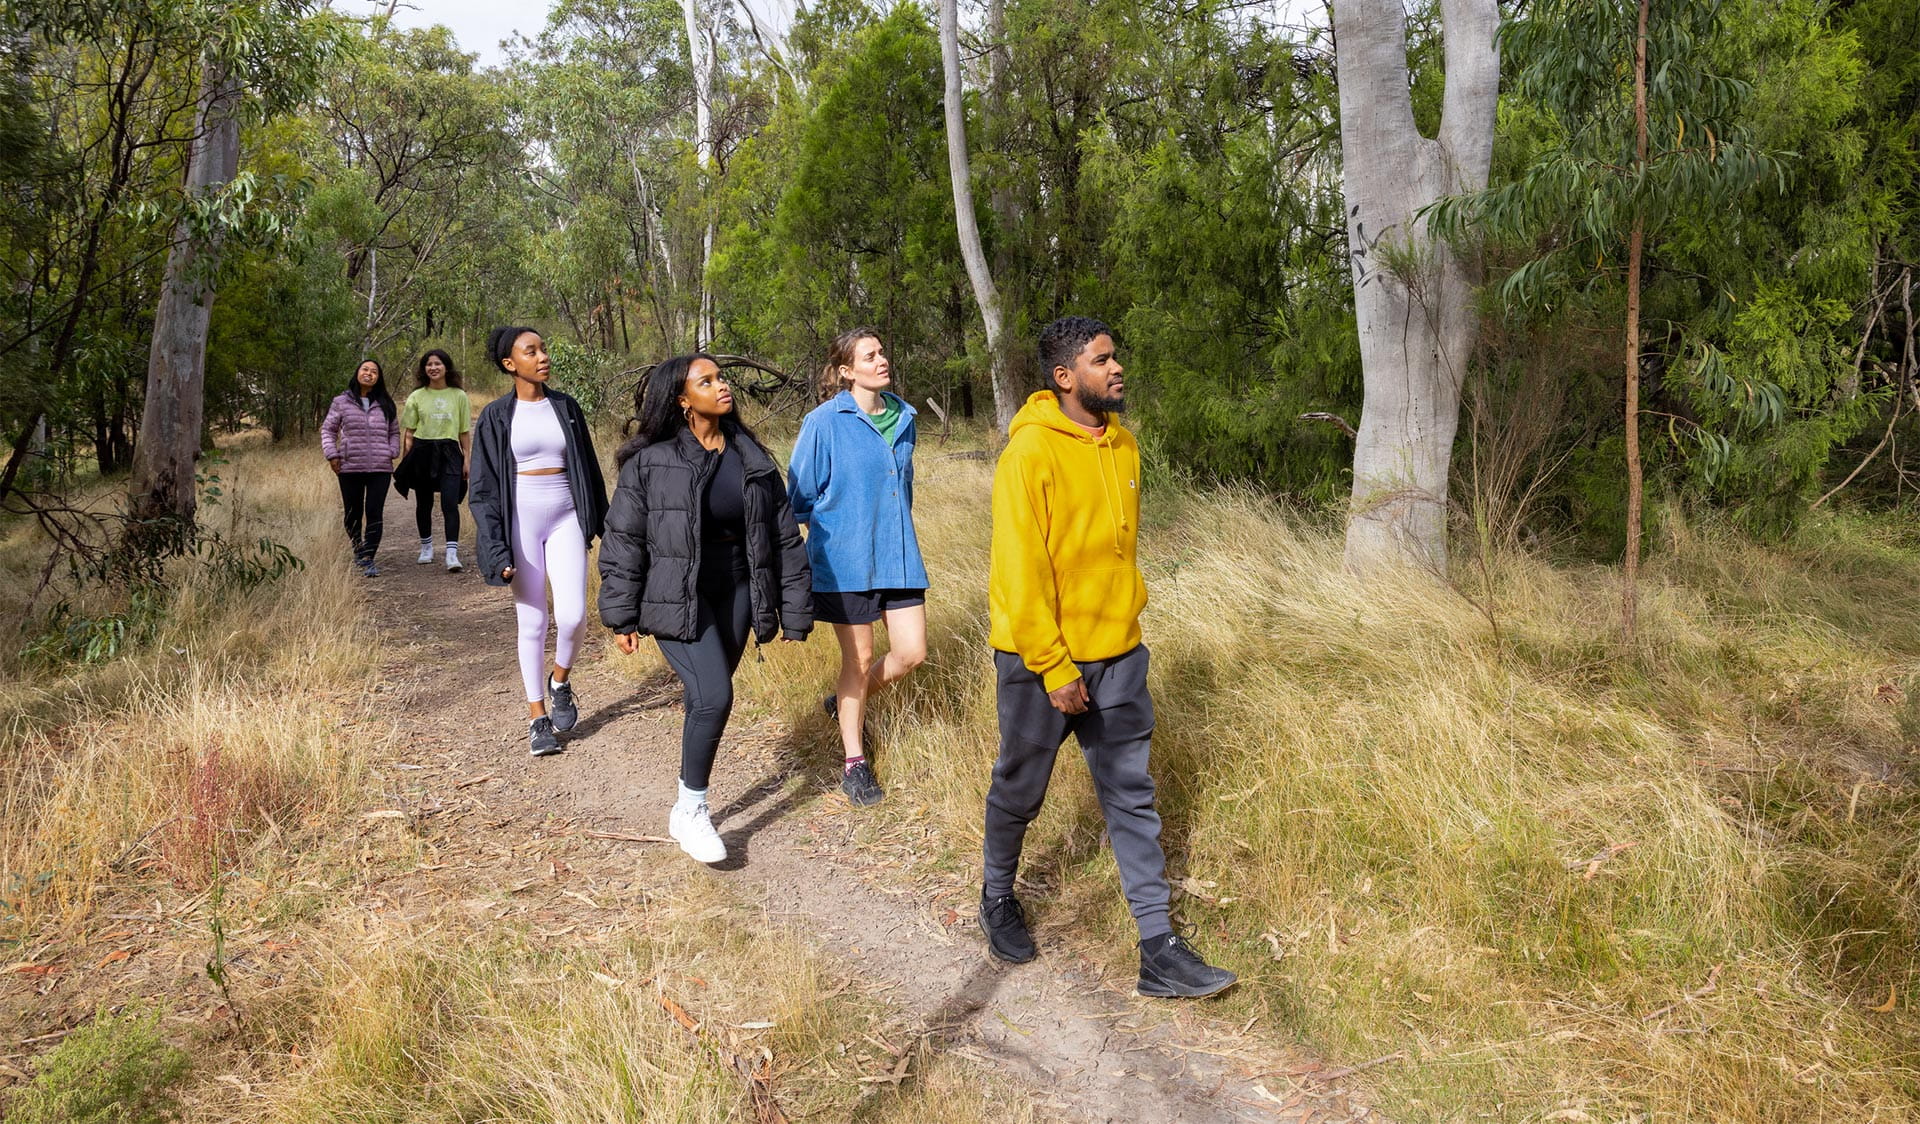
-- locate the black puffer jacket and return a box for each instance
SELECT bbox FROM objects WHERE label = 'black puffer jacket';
[469,389,610,587]
[598,427,812,643]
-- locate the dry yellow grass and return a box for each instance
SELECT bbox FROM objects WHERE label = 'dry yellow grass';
[0,435,380,933]
[9,420,1919,1122]
[736,441,1920,1122]
[0,434,1030,1124]
[259,876,1033,1124]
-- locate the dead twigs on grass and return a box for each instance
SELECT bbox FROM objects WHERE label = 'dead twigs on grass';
[655,984,791,1123]
[1643,963,1723,1022]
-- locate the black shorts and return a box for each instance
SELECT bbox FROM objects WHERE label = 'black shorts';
[812,588,927,626]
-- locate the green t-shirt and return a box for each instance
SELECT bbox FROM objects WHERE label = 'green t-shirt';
[402,387,471,441]
[867,395,903,445]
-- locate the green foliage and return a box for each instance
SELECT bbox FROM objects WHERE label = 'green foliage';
[9,0,1918,549]
[544,338,641,420]
[1430,0,1889,542]
[713,6,962,384]
[1086,17,1356,495]
[3,1007,190,1124]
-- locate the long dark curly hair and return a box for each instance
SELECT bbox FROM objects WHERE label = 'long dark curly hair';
[615,354,763,467]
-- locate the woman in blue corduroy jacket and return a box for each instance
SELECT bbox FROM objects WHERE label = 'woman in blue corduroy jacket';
[787,328,929,808]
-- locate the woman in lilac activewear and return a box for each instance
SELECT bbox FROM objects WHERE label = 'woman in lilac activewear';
[469,325,609,758]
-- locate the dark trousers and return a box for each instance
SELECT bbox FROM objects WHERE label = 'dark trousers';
[656,547,751,790]
[338,472,390,563]
[414,473,463,543]
[983,644,1172,940]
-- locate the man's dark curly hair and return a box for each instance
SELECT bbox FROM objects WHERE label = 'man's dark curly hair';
[1037,316,1114,386]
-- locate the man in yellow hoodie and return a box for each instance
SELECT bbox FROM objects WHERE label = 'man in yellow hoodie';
[979,316,1236,999]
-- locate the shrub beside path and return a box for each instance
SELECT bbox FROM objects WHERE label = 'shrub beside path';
[376,514,1384,1123]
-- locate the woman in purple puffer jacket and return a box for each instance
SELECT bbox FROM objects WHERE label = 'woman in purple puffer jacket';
[322,359,402,577]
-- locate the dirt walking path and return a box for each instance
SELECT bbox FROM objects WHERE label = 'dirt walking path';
[372,491,1384,1124]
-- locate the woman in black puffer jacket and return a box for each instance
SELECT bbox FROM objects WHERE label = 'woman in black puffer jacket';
[599,353,812,864]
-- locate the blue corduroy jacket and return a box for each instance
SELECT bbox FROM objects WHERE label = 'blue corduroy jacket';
[787,391,929,594]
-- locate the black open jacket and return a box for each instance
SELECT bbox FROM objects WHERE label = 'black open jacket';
[598,427,812,643]
[468,389,610,587]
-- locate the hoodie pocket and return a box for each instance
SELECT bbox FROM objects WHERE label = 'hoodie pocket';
[1057,564,1147,650]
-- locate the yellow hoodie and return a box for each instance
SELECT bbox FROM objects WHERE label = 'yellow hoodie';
[989,390,1148,691]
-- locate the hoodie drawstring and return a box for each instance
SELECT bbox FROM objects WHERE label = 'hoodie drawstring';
[1096,431,1126,557]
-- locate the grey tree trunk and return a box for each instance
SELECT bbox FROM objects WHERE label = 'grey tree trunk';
[128,58,241,531]
[682,0,716,348]
[1332,0,1499,575]
[938,0,1017,433]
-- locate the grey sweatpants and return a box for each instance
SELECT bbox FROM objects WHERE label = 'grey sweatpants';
[982,645,1172,941]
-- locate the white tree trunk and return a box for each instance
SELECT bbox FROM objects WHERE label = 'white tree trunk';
[682,0,716,348]
[129,58,241,530]
[938,0,1018,432]
[1333,0,1498,575]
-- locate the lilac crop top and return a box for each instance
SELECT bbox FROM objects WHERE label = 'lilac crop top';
[510,398,567,472]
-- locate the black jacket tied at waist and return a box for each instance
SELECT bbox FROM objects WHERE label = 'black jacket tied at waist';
[393,438,467,502]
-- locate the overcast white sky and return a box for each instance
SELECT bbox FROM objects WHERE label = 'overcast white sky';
[358,0,804,69]
[357,0,1321,69]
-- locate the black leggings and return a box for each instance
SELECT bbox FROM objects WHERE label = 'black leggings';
[338,472,389,562]
[656,555,751,790]
[414,477,462,542]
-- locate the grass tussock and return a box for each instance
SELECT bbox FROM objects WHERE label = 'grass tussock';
[1,437,380,933]
[729,448,1920,1121]
[260,877,1031,1124]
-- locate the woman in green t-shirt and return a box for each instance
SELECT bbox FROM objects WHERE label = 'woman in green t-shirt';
[397,349,473,572]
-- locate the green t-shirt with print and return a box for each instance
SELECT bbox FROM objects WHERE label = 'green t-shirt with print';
[402,388,471,441]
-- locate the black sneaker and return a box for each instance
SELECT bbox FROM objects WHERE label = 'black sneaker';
[840,760,884,806]
[1136,933,1237,998]
[823,694,838,719]
[978,892,1036,964]
[529,716,561,757]
[547,677,578,731]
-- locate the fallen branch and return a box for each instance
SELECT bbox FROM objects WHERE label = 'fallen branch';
[580,829,673,844]
[1298,411,1357,438]
[1310,1050,1405,1083]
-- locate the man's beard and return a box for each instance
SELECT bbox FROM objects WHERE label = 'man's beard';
[1075,384,1125,416]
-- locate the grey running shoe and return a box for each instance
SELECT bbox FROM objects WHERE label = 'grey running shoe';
[547,677,578,732]
[417,538,434,564]
[529,716,561,757]
[840,760,883,806]
[1136,933,1237,998]
[361,560,380,578]
[979,892,1036,964]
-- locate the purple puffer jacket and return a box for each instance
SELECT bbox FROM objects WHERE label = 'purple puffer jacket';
[321,392,401,473]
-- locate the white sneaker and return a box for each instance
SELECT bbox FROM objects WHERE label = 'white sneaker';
[417,538,434,564]
[445,544,462,573]
[668,802,727,863]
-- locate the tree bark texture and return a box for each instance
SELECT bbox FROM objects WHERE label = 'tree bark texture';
[1622,0,1650,638]
[682,0,716,348]
[938,0,1018,433]
[1332,0,1499,575]
[128,58,240,530]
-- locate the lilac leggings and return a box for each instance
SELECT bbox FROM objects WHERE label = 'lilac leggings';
[511,473,587,703]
